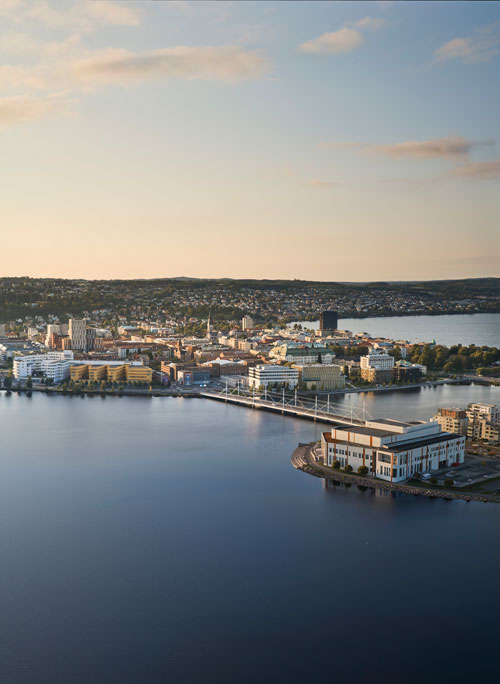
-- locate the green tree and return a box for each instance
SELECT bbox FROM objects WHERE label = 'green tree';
[358,465,368,475]
[26,376,32,389]
[345,464,353,473]
[332,460,340,470]
[444,478,454,488]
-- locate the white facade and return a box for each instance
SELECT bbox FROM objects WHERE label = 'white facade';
[69,318,87,351]
[14,351,75,383]
[248,364,299,389]
[321,418,465,482]
[241,316,254,331]
[360,351,395,370]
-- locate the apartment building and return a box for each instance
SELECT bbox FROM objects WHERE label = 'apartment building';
[241,316,254,331]
[467,403,500,444]
[248,364,299,389]
[69,318,87,351]
[432,408,468,436]
[321,418,465,482]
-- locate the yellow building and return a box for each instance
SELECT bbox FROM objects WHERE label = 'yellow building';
[126,365,153,383]
[70,365,88,380]
[69,363,152,384]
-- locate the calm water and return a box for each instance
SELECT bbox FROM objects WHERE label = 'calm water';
[1,386,500,684]
[290,312,500,346]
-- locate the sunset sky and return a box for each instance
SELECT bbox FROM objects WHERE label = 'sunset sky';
[1,0,499,281]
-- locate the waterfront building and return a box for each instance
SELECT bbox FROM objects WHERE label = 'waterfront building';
[321,418,465,482]
[466,403,500,444]
[248,364,299,390]
[360,350,394,383]
[69,361,152,384]
[432,408,468,436]
[319,310,338,334]
[293,363,345,390]
[14,351,75,383]
[269,343,334,364]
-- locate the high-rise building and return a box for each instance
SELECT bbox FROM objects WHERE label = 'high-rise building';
[319,310,338,333]
[241,315,254,331]
[69,318,87,351]
[433,408,468,436]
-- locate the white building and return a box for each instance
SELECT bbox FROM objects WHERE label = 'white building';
[321,418,465,482]
[241,316,255,331]
[248,364,299,389]
[14,351,75,383]
[69,318,87,351]
[360,351,395,371]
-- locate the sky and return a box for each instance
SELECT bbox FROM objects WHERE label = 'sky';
[1,0,499,281]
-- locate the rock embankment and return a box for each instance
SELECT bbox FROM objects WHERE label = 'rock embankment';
[291,445,500,504]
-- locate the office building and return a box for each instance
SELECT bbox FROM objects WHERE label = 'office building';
[14,351,75,383]
[248,364,299,390]
[319,310,338,333]
[69,318,87,351]
[321,418,465,482]
[269,343,334,364]
[293,363,345,390]
[360,351,394,383]
[70,361,152,384]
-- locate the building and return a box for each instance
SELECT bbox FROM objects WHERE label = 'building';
[319,310,338,334]
[69,361,152,384]
[177,368,211,386]
[466,403,500,444]
[269,343,334,365]
[241,315,254,331]
[360,351,394,383]
[293,363,345,390]
[393,363,424,383]
[321,418,465,482]
[432,408,468,436]
[69,318,87,351]
[14,351,75,383]
[248,364,299,390]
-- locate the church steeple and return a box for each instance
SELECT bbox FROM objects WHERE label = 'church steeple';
[206,310,212,339]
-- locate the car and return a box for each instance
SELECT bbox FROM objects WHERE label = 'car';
[422,473,431,480]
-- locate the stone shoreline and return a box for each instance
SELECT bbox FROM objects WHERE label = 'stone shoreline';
[291,445,500,504]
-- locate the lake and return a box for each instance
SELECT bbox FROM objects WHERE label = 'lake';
[1,385,499,683]
[290,312,500,347]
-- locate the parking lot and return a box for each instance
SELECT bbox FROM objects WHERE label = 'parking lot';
[433,454,500,492]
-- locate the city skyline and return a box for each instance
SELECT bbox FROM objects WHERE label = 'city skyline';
[2,0,499,280]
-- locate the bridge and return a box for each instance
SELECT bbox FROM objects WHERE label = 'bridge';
[199,383,373,426]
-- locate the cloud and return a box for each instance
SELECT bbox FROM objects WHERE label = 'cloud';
[318,136,495,160]
[299,28,364,55]
[371,136,476,159]
[304,179,343,188]
[2,1,141,32]
[351,17,386,32]
[450,159,500,180]
[434,21,500,64]
[71,45,270,85]
[0,93,71,127]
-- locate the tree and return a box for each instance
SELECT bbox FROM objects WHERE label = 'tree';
[26,376,32,389]
[444,478,454,488]
[332,460,340,470]
[100,380,106,392]
[358,465,368,475]
[317,352,322,364]
[430,476,438,485]
[345,464,353,473]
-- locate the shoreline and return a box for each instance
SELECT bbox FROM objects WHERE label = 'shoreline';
[291,445,500,504]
